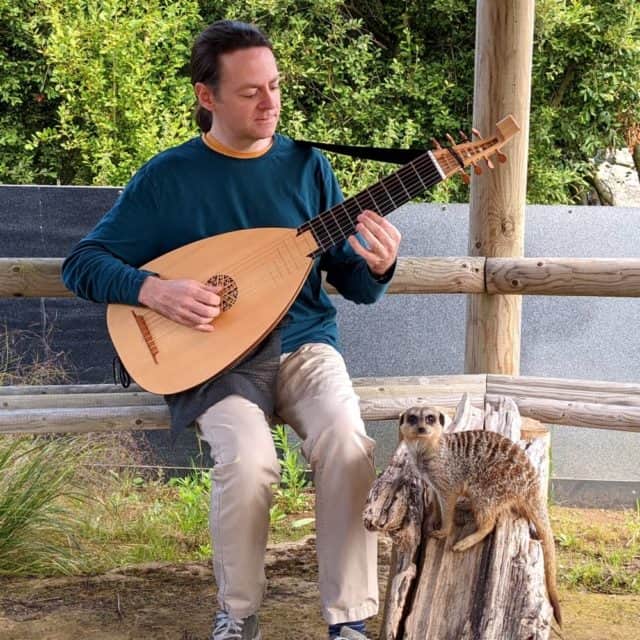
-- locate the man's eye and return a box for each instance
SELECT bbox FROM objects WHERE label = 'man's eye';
[241,93,257,98]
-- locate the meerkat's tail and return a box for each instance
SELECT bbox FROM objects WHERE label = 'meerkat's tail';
[527,499,562,627]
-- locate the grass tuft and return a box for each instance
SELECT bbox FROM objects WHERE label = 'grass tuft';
[0,435,95,575]
[0,325,73,386]
[551,505,640,595]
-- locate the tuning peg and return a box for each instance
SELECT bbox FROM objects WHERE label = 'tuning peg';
[485,157,495,170]
[431,138,443,150]
[496,150,507,164]
[472,128,483,139]
[445,133,457,146]
[472,162,483,175]
[459,130,470,142]
[459,170,471,185]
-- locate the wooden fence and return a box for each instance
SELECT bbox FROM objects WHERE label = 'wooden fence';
[3,256,640,298]
[2,256,640,435]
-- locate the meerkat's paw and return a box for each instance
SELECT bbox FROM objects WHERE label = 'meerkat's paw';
[452,536,480,553]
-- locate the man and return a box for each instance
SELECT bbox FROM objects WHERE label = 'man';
[62,20,401,640]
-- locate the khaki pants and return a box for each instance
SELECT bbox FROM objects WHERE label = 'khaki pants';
[196,343,378,625]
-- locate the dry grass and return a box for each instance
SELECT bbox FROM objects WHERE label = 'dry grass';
[0,325,72,386]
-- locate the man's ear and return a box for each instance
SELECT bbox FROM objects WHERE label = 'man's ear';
[194,82,216,112]
[439,412,445,427]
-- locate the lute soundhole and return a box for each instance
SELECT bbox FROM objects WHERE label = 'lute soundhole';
[207,274,238,311]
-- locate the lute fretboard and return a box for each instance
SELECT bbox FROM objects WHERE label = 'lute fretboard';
[297,150,445,257]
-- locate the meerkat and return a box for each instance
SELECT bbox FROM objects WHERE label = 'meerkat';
[399,405,562,626]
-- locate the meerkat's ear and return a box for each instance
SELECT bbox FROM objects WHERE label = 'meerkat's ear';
[399,410,406,425]
[439,412,445,427]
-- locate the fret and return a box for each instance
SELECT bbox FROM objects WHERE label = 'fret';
[309,223,323,249]
[339,201,353,225]
[409,162,428,190]
[340,200,359,228]
[363,188,386,216]
[352,192,368,215]
[328,209,346,241]
[379,178,398,209]
[366,182,396,217]
[393,171,413,200]
[317,212,336,245]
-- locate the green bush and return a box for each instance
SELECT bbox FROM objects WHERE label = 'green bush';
[2,0,639,202]
[33,0,202,185]
[0,0,60,183]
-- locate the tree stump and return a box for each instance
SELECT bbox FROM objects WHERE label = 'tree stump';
[364,394,554,640]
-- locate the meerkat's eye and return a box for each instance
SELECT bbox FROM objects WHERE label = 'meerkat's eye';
[407,414,418,426]
[426,414,436,424]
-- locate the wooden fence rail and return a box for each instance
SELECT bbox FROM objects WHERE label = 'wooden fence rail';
[487,257,640,297]
[3,374,640,435]
[3,256,640,298]
[485,375,640,433]
[0,375,486,435]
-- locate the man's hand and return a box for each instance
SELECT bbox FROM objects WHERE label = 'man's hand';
[347,209,401,276]
[138,276,221,332]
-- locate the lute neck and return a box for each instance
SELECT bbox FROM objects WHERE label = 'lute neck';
[298,150,445,257]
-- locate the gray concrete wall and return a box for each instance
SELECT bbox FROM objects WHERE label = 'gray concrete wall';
[1,186,639,505]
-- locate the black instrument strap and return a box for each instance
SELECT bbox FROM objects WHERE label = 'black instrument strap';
[294,140,427,165]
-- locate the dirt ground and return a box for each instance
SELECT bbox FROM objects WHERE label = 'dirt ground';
[0,536,638,640]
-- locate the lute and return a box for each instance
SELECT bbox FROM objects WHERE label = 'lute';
[107,115,520,394]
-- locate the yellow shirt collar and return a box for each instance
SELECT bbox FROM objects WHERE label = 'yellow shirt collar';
[201,132,273,159]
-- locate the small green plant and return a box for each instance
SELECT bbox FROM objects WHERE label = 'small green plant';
[167,467,212,536]
[556,531,578,550]
[269,503,287,526]
[76,466,212,570]
[271,424,311,515]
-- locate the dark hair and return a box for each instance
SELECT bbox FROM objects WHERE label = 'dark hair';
[190,20,272,132]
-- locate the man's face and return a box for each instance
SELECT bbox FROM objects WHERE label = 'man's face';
[209,46,281,148]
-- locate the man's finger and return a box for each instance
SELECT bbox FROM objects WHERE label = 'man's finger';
[193,285,222,307]
[360,210,402,244]
[187,300,221,320]
[193,322,216,333]
[357,218,394,254]
[348,235,376,262]
[356,223,387,256]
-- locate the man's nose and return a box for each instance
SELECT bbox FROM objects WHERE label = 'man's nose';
[259,90,278,109]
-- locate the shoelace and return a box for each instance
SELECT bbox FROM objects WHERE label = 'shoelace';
[213,612,243,639]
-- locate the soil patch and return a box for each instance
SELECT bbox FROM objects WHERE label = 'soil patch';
[0,536,638,639]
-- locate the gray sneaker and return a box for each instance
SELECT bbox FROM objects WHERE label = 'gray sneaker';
[333,628,369,640]
[211,610,261,640]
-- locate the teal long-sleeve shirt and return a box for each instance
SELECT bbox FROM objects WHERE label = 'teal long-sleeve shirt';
[62,134,394,354]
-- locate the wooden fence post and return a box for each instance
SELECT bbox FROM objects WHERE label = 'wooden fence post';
[465,0,536,375]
